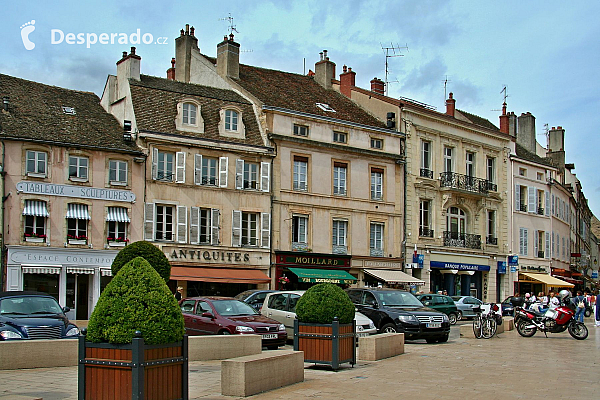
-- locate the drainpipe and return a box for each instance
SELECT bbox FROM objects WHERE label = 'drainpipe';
[1,140,5,291]
[399,105,408,275]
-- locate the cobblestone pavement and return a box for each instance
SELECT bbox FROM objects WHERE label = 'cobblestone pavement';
[1,319,599,399]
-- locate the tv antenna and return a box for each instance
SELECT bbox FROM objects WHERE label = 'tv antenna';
[443,75,451,100]
[381,42,408,96]
[219,13,238,36]
[491,85,509,112]
[538,123,550,148]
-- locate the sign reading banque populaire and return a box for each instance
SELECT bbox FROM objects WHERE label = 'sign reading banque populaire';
[16,181,135,203]
[430,261,490,271]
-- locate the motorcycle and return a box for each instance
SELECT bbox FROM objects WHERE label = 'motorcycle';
[511,297,588,340]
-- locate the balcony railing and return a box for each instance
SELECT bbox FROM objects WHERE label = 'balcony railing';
[370,248,384,257]
[420,168,434,179]
[537,250,545,258]
[486,181,497,192]
[292,242,309,251]
[332,245,348,255]
[519,204,527,212]
[439,172,492,195]
[419,227,434,238]
[443,231,481,249]
[537,207,544,215]
[486,236,498,245]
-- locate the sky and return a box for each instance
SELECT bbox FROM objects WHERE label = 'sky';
[2,1,600,215]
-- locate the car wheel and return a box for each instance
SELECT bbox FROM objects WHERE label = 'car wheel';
[425,338,437,344]
[219,330,231,335]
[448,313,458,325]
[380,323,398,334]
[437,334,449,343]
[457,311,463,321]
[266,345,279,350]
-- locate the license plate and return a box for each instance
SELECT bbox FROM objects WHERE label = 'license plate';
[356,332,369,337]
[262,334,277,339]
[426,323,441,328]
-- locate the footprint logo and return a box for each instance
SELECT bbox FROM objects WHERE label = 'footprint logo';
[20,20,36,50]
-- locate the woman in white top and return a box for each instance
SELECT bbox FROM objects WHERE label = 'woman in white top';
[548,291,560,309]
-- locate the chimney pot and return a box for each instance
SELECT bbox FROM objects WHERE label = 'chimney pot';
[446,92,456,117]
[180,29,184,36]
[343,65,347,73]
[130,47,136,55]
[323,50,328,58]
[348,67,352,72]
[557,126,562,130]
[122,51,127,58]
[370,77,385,95]
[171,57,176,68]
[190,26,195,36]
[319,52,323,61]
[229,33,234,41]
[185,24,189,35]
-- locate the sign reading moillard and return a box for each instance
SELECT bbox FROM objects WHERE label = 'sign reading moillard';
[16,181,135,203]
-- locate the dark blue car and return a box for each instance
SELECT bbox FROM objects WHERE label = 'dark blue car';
[0,291,79,340]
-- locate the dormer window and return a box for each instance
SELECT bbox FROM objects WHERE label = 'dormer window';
[175,98,204,133]
[219,106,245,139]
[225,110,238,131]
[183,103,197,125]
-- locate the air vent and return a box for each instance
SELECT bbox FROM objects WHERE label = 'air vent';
[62,106,76,115]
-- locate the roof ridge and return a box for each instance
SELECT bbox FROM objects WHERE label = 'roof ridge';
[0,73,98,97]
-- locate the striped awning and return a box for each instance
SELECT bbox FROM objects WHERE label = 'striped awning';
[66,204,90,220]
[22,200,49,217]
[106,207,130,223]
[22,266,61,274]
[66,267,95,274]
[100,268,113,277]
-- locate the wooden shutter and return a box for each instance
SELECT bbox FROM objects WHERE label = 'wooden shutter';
[211,208,220,245]
[219,157,228,188]
[176,151,186,183]
[144,203,155,240]
[260,162,270,192]
[194,154,202,185]
[189,206,200,244]
[546,232,551,259]
[545,191,550,216]
[533,231,538,257]
[232,210,242,246]
[177,206,187,243]
[552,194,555,215]
[515,184,520,211]
[261,213,271,248]
[152,148,158,180]
[528,186,535,213]
[235,159,244,189]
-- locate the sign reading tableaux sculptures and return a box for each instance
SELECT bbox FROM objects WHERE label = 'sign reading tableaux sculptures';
[16,181,136,203]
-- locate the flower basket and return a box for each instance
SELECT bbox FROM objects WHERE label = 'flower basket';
[24,233,46,243]
[68,235,88,245]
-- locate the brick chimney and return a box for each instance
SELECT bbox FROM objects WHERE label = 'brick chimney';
[548,126,565,152]
[370,77,384,95]
[175,24,199,83]
[339,65,356,98]
[315,50,336,90]
[217,33,240,80]
[499,102,509,134]
[116,47,141,99]
[445,92,455,117]
[166,58,176,80]
[516,112,536,153]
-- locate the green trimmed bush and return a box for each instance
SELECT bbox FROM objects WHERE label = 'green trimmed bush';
[111,241,171,281]
[86,257,184,345]
[295,283,355,324]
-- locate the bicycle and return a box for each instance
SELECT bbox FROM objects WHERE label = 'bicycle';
[472,304,498,339]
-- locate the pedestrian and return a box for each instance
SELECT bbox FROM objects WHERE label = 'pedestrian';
[572,290,587,323]
[442,290,448,296]
[594,291,600,327]
[548,291,560,309]
[539,292,548,308]
[175,286,184,302]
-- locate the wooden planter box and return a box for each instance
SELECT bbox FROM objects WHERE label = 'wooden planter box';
[78,332,188,400]
[293,318,356,370]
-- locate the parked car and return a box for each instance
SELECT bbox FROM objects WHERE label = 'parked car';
[346,288,451,343]
[451,296,483,320]
[416,294,459,324]
[501,296,521,316]
[0,291,79,340]
[234,290,276,311]
[180,297,287,349]
[261,290,376,338]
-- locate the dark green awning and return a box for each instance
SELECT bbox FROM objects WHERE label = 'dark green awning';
[288,267,357,284]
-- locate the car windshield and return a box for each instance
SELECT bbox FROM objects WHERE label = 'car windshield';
[233,291,254,301]
[212,300,258,316]
[0,296,63,316]
[375,291,423,307]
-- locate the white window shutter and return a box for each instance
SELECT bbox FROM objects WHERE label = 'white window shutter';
[144,203,155,240]
[190,207,200,244]
[232,210,242,246]
[261,213,271,248]
[528,186,535,213]
[515,184,520,211]
[260,162,270,192]
[546,232,551,259]
[534,230,538,256]
[545,191,550,216]
[177,206,187,243]
[152,148,158,180]
[552,194,555,215]
[194,154,202,185]
[211,208,220,245]
[176,152,186,183]
[235,159,244,189]
[523,228,528,256]
[219,157,228,188]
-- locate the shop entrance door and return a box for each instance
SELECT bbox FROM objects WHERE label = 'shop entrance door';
[66,274,90,320]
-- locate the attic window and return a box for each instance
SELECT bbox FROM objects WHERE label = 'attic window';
[316,103,336,112]
[62,107,76,115]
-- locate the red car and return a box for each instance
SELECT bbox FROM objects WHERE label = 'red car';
[180,297,287,349]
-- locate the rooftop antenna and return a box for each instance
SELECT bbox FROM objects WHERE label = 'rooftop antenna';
[381,42,408,96]
[443,75,451,101]
[492,85,509,112]
[539,123,550,148]
[219,13,238,36]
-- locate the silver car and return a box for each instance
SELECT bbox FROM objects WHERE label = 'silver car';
[451,296,483,320]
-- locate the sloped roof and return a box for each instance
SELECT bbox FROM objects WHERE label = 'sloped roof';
[456,109,499,131]
[0,73,141,153]
[515,143,555,168]
[129,75,266,147]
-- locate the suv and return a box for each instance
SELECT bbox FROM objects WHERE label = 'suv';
[346,288,450,343]
[234,290,275,311]
[416,294,459,324]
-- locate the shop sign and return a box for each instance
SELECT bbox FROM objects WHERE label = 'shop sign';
[508,255,519,266]
[169,248,250,263]
[430,261,490,272]
[497,261,507,274]
[16,181,135,203]
[411,254,424,268]
[510,266,517,273]
[592,271,598,279]
[518,265,549,273]
[9,248,115,267]
[298,277,354,284]
[276,254,350,268]
[364,261,402,268]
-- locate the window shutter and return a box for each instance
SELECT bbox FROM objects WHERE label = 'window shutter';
[152,148,158,180]
[190,206,200,244]
[176,152,186,183]
[144,203,155,240]
[194,154,202,185]
[546,232,551,259]
[235,159,244,189]
[177,206,187,243]
[519,228,523,255]
[534,230,538,256]
[528,186,535,213]
[261,212,271,248]
[211,208,220,245]
[232,210,242,246]
[552,194,555,215]
[545,191,550,216]
[260,162,270,192]
[219,157,228,188]
[515,184,520,211]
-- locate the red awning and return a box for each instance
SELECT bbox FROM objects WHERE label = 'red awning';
[556,276,583,284]
[170,266,271,284]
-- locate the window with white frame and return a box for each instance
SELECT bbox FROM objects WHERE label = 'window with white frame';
[189,207,219,245]
[219,108,244,137]
[183,103,197,125]
[231,210,269,248]
[23,200,48,241]
[486,157,495,183]
[236,159,269,192]
[370,168,383,200]
[421,141,431,171]
[333,162,347,195]
[66,204,89,242]
[195,155,227,188]
[26,150,47,177]
[487,210,496,243]
[447,207,466,237]
[444,147,453,173]
[201,157,218,186]
[106,207,129,243]
[370,222,384,256]
[109,160,127,185]
[519,227,528,256]
[332,219,348,251]
[241,212,258,246]
[419,199,432,237]
[292,215,308,244]
[465,152,475,178]
[293,124,309,137]
[225,109,238,131]
[370,138,383,150]
[293,156,308,191]
[244,162,259,189]
[154,150,175,181]
[155,205,174,241]
[69,155,88,181]
[333,131,347,144]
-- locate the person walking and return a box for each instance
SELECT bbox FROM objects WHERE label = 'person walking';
[175,286,184,302]
[548,291,560,309]
[572,290,587,323]
[594,291,600,327]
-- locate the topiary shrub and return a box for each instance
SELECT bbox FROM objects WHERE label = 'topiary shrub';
[111,241,171,281]
[295,283,355,324]
[86,257,184,345]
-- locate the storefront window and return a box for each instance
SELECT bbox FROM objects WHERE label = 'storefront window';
[23,273,59,301]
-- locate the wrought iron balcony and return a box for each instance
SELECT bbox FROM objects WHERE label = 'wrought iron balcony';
[419,227,434,238]
[486,236,498,245]
[370,248,384,257]
[519,203,527,212]
[486,181,498,192]
[537,207,544,215]
[443,231,481,249]
[420,168,434,179]
[439,172,492,195]
[537,250,545,258]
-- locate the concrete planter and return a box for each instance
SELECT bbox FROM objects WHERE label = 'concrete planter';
[107,241,127,247]
[25,237,45,243]
[68,239,87,245]
[293,318,356,370]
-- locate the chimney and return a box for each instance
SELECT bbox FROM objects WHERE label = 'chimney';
[217,33,240,80]
[516,112,536,153]
[370,77,385,95]
[445,92,455,117]
[508,111,517,137]
[314,50,336,90]
[166,58,176,80]
[499,102,509,134]
[339,65,356,98]
[175,24,199,83]
[548,126,565,152]
[116,47,141,99]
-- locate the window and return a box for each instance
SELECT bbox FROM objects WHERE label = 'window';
[444,147,453,173]
[236,160,269,191]
[333,162,347,195]
[487,210,496,244]
[155,150,174,181]
[183,103,197,125]
[515,184,528,212]
[225,109,238,131]
[293,156,308,191]
[332,219,348,253]
[219,108,244,138]
[519,168,527,177]
[189,207,219,245]
[333,131,347,143]
[447,207,466,236]
[292,215,308,244]
[176,100,204,133]
[371,168,383,200]
[244,162,259,189]
[371,138,383,150]
[519,227,528,256]
[242,212,258,246]
[486,157,495,183]
[109,160,127,185]
[232,210,269,248]
[293,124,309,137]
[422,141,431,170]
[106,207,129,244]
[534,230,544,258]
[195,155,227,188]
[68,156,88,180]
[465,152,475,177]
[537,189,544,215]
[370,222,384,256]
[316,103,336,112]
[155,205,174,241]
[23,200,48,241]
[202,157,218,185]
[67,216,88,242]
[419,199,432,237]
[200,208,215,244]
[26,150,47,177]
[537,172,544,181]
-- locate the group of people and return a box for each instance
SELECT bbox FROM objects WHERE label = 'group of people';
[521,289,600,326]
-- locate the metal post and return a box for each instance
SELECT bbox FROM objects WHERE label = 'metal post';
[293,319,299,351]
[78,331,87,400]
[352,319,356,366]
[182,335,189,400]
[131,331,144,400]
[332,318,339,370]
